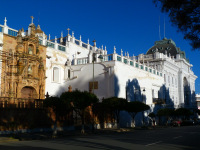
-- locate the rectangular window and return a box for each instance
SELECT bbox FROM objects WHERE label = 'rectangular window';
[68,69,70,78]
[47,42,55,48]
[39,39,42,45]
[8,29,18,36]
[152,89,154,98]
[58,45,66,51]
[152,89,154,103]
[124,59,127,64]
[77,59,82,64]
[53,67,59,82]
[75,40,79,45]
[82,43,87,48]
[145,67,148,71]
[130,61,133,66]
[117,56,121,61]
[108,55,113,61]
[140,65,143,69]
[149,68,152,72]
[157,72,159,75]
[160,73,162,77]
[135,63,139,68]
[153,70,156,74]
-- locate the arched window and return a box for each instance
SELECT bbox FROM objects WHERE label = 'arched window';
[164,74,166,83]
[68,69,71,78]
[28,65,32,74]
[168,76,170,85]
[28,44,34,54]
[53,67,59,82]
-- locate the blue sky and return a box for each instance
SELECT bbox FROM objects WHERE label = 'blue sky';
[1,0,200,93]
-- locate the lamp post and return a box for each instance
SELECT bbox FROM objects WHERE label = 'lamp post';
[92,54,103,94]
[92,40,103,93]
[92,53,95,93]
[142,88,146,126]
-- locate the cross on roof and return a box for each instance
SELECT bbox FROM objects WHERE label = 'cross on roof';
[4,17,7,26]
[31,16,34,24]
[67,28,70,35]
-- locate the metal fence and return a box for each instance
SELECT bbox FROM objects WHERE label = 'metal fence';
[0,97,44,108]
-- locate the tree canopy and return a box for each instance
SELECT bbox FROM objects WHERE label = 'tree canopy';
[174,108,192,118]
[60,90,98,133]
[102,97,127,128]
[154,0,200,50]
[44,96,69,116]
[126,101,150,120]
[157,108,174,117]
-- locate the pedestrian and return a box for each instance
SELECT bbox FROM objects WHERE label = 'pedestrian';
[153,119,155,128]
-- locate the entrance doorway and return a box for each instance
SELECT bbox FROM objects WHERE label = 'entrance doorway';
[21,86,37,99]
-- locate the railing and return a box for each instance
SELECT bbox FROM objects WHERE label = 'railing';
[144,54,153,59]
[73,53,163,77]
[0,97,44,108]
[8,29,18,37]
[77,57,88,65]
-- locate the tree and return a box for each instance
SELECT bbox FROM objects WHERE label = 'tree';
[157,108,175,125]
[148,112,156,119]
[60,90,98,133]
[157,108,174,117]
[44,96,70,136]
[154,0,200,50]
[102,97,127,128]
[175,108,192,119]
[125,101,150,126]
[92,102,109,129]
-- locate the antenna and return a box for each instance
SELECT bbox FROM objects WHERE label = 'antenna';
[164,17,165,38]
[38,11,40,25]
[159,16,161,40]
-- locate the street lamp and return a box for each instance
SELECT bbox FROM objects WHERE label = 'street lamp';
[92,40,103,93]
[92,54,103,93]
[142,88,146,126]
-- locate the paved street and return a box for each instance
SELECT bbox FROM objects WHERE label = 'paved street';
[0,126,200,150]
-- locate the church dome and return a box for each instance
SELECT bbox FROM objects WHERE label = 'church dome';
[146,38,188,61]
[35,25,43,34]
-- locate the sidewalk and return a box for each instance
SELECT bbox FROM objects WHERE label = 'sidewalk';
[0,126,165,142]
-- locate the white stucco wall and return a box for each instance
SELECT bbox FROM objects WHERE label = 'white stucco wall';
[45,48,68,96]
[113,61,164,105]
[64,60,164,104]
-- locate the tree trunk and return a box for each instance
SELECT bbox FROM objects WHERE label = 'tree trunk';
[81,110,85,134]
[116,111,120,129]
[130,113,136,127]
[53,110,58,137]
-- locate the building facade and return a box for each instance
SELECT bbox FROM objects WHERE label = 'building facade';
[0,18,46,102]
[0,17,197,111]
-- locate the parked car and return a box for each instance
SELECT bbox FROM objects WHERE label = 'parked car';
[172,120,181,127]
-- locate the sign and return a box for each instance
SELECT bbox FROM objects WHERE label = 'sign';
[89,81,98,90]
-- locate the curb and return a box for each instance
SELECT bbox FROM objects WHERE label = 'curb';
[0,137,19,143]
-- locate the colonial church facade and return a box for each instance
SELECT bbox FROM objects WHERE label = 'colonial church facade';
[0,17,197,111]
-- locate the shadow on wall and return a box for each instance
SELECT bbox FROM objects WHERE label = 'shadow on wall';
[120,78,147,127]
[152,84,175,125]
[53,85,66,97]
[184,85,197,110]
[114,75,120,97]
